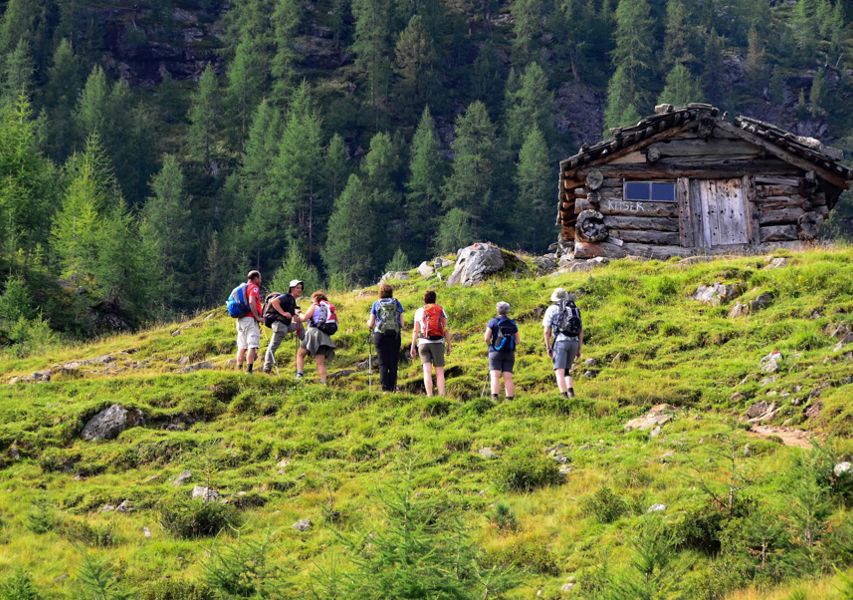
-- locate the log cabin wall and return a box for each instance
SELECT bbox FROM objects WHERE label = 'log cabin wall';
[559,107,851,260]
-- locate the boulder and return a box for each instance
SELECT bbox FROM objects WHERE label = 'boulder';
[80,405,144,441]
[31,370,53,382]
[478,447,499,460]
[533,254,558,274]
[380,271,410,282]
[417,261,434,277]
[764,257,788,269]
[624,404,674,432]
[746,401,778,423]
[191,486,220,502]
[447,243,505,287]
[749,293,774,312]
[293,518,312,532]
[692,283,745,305]
[834,462,851,477]
[805,401,822,420]
[760,351,783,373]
[173,470,192,486]
[728,302,749,318]
[180,361,214,374]
[647,503,667,513]
[116,500,133,513]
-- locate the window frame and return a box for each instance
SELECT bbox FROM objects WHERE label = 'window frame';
[622,180,677,203]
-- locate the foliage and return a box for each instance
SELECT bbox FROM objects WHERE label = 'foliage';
[159,497,241,539]
[0,569,41,600]
[583,486,629,524]
[203,534,284,597]
[75,554,133,600]
[496,448,563,492]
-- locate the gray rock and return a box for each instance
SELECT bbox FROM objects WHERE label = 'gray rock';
[180,361,214,373]
[380,271,410,282]
[760,351,783,373]
[650,425,662,438]
[293,518,312,532]
[59,362,83,375]
[478,447,499,460]
[447,243,505,287]
[765,257,788,269]
[31,370,53,382]
[728,302,749,318]
[434,257,453,269]
[143,526,151,538]
[583,358,599,368]
[191,486,220,502]
[749,293,774,312]
[101,504,116,513]
[624,404,674,432]
[560,582,576,593]
[92,354,115,365]
[417,261,434,277]
[173,470,192,486]
[746,401,778,422]
[647,503,667,513]
[805,401,822,420]
[693,283,745,305]
[834,462,851,477]
[116,500,133,513]
[559,465,572,478]
[558,255,577,270]
[178,356,190,366]
[730,392,745,402]
[533,255,558,274]
[80,404,144,441]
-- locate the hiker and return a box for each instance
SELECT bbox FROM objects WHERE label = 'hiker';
[543,287,583,398]
[296,291,337,383]
[367,283,405,392]
[227,270,263,373]
[484,301,520,401]
[262,280,305,374]
[410,290,451,397]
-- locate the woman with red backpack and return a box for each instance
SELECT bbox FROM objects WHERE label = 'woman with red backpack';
[296,291,337,384]
[410,290,451,396]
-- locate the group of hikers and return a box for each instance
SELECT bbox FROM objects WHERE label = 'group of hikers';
[226,270,585,399]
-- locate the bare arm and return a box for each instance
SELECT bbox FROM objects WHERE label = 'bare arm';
[544,328,553,356]
[484,325,492,344]
[271,296,291,319]
[410,319,420,358]
[300,304,316,323]
[249,290,262,321]
[367,313,376,329]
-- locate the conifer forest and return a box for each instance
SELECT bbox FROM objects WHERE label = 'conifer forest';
[0,0,851,342]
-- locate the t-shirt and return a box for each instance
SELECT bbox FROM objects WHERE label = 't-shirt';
[542,302,582,343]
[246,282,262,316]
[414,306,447,346]
[488,317,518,352]
[271,293,299,324]
[370,298,404,333]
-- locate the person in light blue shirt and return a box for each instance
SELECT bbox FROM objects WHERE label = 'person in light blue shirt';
[542,288,583,398]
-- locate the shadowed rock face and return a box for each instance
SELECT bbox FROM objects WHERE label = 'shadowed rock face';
[80,404,144,441]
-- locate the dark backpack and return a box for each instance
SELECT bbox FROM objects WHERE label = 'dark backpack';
[376,300,400,335]
[263,293,292,328]
[491,317,518,353]
[555,301,582,338]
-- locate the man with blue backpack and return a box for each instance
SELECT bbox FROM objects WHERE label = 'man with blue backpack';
[484,301,520,401]
[227,270,263,373]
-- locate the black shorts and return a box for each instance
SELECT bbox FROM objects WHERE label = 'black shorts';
[488,351,515,373]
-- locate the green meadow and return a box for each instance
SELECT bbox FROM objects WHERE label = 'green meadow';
[1,247,851,599]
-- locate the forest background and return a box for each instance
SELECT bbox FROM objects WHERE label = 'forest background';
[0,0,851,349]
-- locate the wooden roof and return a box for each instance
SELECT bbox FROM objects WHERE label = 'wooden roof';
[560,103,853,189]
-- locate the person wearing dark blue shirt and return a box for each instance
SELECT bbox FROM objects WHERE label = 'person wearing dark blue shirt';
[484,301,520,401]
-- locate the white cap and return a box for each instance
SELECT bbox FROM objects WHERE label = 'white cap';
[289,280,304,290]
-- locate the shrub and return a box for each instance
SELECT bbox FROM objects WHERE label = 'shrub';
[25,497,54,534]
[583,487,629,524]
[488,502,519,533]
[421,397,453,417]
[488,539,559,576]
[139,579,218,600]
[159,497,240,539]
[0,569,41,600]
[496,449,563,493]
[61,518,117,547]
[203,535,284,597]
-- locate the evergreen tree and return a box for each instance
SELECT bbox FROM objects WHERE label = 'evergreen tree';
[325,133,350,206]
[603,0,655,130]
[657,63,702,106]
[240,99,282,201]
[504,62,555,153]
[270,241,322,295]
[44,39,81,159]
[442,101,496,246]
[790,0,818,63]
[0,0,37,56]
[352,0,392,123]
[139,155,193,304]
[471,41,505,115]
[362,130,402,263]
[662,0,692,70]
[744,25,768,90]
[187,64,221,170]
[514,125,552,252]
[323,174,378,283]
[700,29,726,107]
[1,39,33,103]
[809,69,826,117]
[405,107,444,260]
[75,65,110,142]
[393,15,439,117]
[511,0,545,67]
[271,0,303,105]
[384,247,410,272]
[434,208,474,254]
[226,38,266,145]
[769,67,785,104]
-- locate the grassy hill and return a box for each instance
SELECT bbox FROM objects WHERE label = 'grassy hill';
[0,247,852,599]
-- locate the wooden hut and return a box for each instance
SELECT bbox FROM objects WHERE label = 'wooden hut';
[558,104,853,259]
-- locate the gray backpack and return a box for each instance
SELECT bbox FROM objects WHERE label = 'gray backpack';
[376,300,400,335]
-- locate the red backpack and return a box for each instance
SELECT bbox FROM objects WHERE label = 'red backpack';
[420,304,446,341]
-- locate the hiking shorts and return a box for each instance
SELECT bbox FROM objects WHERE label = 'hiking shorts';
[418,342,445,367]
[236,317,260,350]
[552,338,579,372]
[488,351,515,373]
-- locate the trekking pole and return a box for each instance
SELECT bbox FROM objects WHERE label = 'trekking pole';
[367,332,373,393]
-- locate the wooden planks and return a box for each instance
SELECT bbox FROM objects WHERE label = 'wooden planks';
[603,215,680,232]
[647,138,762,157]
[758,207,806,226]
[608,230,681,244]
[599,198,679,218]
[676,177,693,247]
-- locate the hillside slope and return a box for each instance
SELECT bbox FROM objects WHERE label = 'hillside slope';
[0,247,852,598]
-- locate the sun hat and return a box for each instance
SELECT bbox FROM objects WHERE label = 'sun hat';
[288,280,304,290]
[550,288,569,303]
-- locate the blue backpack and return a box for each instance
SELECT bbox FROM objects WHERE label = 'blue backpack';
[491,317,518,353]
[226,283,251,318]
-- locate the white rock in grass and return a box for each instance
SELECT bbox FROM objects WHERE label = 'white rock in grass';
[173,470,192,486]
[647,503,667,513]
[293,518,312,532]
[834,462,852,477]
[192,486,220,502]
[143,526,151,538]
[478,447,499,460]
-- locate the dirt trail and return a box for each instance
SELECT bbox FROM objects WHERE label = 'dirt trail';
[748,425,813,449]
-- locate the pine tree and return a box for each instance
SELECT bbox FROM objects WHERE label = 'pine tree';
[270,241,322,295]
[139,155,193,303]
[701,29,726,107]
[442,101,496,244]
[352,0,392,123]
[744,25,768,90]
[75,65,110,142]
[325,133,350,206]
[603,0,655,130]
[0,0,37,56]
[405,107,444,260]
[271,0,303,105]
[226,38,266,145]
[384,247,410,272]
[809,69,826,117]
[790,0,818,63]
[1,39,33,103]
[187,64,221,169]
[514,125,552,252]
[657,63,702,106]
[240,99,282,200]
[44,39,81,159]
[393,15,439,117]
[662,0,692,71]
[362,131,401,262]
[471,41,504,113]
[323,174,378,283]
[504,62,555,153]
[434,208,474,254]
[511,0,545,67]
[769,67,785,104]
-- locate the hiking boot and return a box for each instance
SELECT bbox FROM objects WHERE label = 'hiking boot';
[491,394,499,401]
[506,396,514,401]
[568,388,575,398]
[295,372,304,381]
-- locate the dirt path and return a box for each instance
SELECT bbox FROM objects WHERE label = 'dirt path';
[748,425,813,449]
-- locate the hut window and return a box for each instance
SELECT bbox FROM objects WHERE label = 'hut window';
[623,181,676,202]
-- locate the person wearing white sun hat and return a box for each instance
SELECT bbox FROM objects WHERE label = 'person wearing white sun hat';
[542,287,583,397]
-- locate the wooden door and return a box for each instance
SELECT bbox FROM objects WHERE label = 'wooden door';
[686,178,749,248]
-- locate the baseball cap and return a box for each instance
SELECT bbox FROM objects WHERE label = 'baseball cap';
[289,280,304,290]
